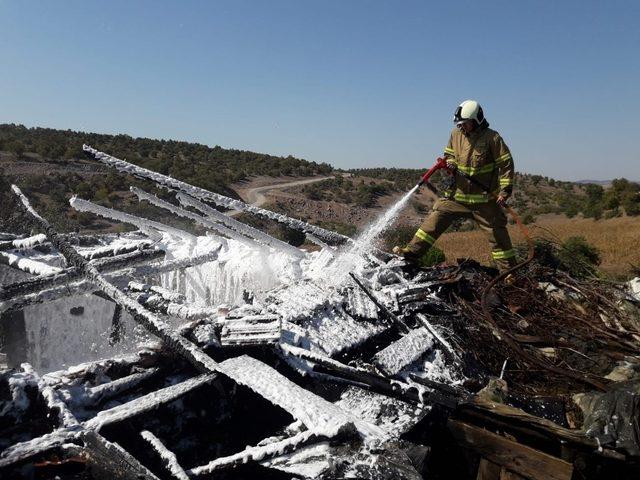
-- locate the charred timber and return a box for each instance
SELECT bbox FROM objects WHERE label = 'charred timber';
[0,251,63,276]
[0,234,48,251]
[11,185,228,378]
[280,344,461,409]
[70,196,196,242]
[349,272,410,333]
[133,186,304,258]
[83,144,349,246]
[140,430,190,480]
[0,247,220,314]
[0,248,164,303]
[187,430,329,477]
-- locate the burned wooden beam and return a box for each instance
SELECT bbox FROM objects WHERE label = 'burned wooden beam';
[140,430,189,480]
[372,327,435,376]
[86,368,161,404]
[280,344,462,409]
[84,374,217,431]
[83,144,349,246]
[0,233,48,251]
[219,315,281,346]
[127,281,186,303]
[0,251,63,277]
[219,354,383,438]
[126,246,221,277]
[408,374,470,401]
[79,239,153,260]
[82,430,161,480]
[187,430,326,477]
[349,272,410,333]
[130,292,217,321]
[416,313,461,362]
[174,190,305,258]
[0,429,82,469]
[0,247,164,303]
[42,349,163,390]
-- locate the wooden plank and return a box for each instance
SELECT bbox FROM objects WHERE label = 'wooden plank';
[84,374,216,430]
[467,398,593,447]
[373,327,434,376]
[83,431,160,480]
[476,458,501,480]
[187,430,324,477]
[220,355,383,439]
[448,420,573,480]
[140,430,189,480]
[499,468,527,480]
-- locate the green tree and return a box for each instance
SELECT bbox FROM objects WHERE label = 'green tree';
[621,191,640,216]
[9,140,25,158]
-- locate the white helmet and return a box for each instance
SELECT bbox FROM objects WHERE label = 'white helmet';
[453,100,485,126]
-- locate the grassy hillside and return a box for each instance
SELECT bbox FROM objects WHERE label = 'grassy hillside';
[0,124,331,233]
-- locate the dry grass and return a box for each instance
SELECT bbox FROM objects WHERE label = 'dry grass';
[437,215,640,278]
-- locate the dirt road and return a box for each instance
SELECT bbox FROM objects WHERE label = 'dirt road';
[239,176,333,207]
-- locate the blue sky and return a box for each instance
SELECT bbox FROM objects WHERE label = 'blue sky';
[1,0,638,180]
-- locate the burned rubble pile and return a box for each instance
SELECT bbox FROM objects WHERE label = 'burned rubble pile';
[1,146,639,479]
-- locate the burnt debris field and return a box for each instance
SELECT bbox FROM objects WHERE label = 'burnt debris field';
[1,146,639,480]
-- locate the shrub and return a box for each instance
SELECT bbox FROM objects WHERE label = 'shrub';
[419,246,445,267]
[558,236,601,274]
[565,204,579,218]
[522,213,536,224]
[516,236,601,279]
[582,202,603,220]
[603,208,620,219]
[621,191,640,216]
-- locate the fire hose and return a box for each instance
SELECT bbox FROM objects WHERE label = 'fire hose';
[416,158,606,390]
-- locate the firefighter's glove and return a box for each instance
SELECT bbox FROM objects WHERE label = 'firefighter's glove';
[496,194,508,207]
[497,186,512,207]
[441,175,456,193]
[446,160,458,173]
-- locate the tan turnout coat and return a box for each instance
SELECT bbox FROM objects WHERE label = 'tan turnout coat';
[443,125,514,204]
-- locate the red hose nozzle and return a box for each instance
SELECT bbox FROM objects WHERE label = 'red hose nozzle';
[417,157,448,187]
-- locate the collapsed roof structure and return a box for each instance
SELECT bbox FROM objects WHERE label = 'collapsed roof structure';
[1,146,639,479]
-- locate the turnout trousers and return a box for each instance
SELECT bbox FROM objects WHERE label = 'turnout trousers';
[406,198,518,271]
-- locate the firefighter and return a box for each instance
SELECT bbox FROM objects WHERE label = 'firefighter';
[395,100,518,271]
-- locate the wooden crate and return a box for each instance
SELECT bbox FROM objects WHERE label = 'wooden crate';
[448,419,573,480]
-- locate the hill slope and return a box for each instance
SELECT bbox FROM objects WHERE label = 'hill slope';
[0,124,331,233]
